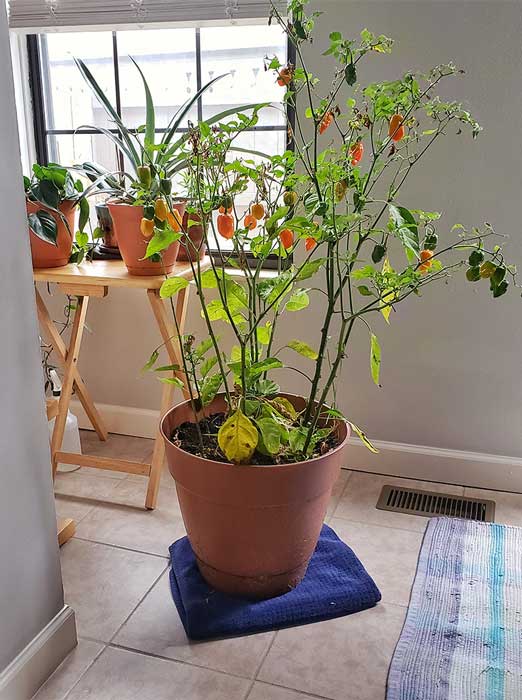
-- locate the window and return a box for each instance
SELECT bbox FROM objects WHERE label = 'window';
[27,24,292,263]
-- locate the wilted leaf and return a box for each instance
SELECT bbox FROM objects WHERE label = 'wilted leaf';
[142,349,159,372]
[348,421,379,453]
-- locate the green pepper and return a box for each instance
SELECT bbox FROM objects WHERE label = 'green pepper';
[137,165,152,189]
[491,265,506,286]
[466,266,481,282]
[160,178,172,195]
[424,233,438,251]
[371,244,386,264]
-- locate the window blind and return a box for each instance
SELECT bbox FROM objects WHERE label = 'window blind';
[9,0,287,32]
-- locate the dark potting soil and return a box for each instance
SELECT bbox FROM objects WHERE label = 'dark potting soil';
[171,412,340,465]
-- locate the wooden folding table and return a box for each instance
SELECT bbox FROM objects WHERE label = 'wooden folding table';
[34,258,209,529]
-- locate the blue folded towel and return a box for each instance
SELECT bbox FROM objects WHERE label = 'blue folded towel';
[169,523,381,640]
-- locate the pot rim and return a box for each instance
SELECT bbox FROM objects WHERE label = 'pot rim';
[107,197,188,207]
[160,392,349,471]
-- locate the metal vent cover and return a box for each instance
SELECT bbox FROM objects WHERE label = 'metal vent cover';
[376,485,495,522]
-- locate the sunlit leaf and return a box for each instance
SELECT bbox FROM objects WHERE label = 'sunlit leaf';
[159,277,189,298]
[288,339,318,360]
[370,333,381,386]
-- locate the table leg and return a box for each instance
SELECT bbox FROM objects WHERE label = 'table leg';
[145,286,190,509]
[36,289,108,441]
[49,295,89,478]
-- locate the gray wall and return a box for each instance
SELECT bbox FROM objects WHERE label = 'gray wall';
[43,1,522,461]
[0,2,64,672]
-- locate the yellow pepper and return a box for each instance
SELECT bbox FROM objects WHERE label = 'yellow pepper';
[140,217,155,238]
[154,198,168,222]
[167,209,182,233]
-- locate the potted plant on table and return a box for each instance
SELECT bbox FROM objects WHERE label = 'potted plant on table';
[144,0,517,599]
[74,58,267,275]
[25,162,91,268]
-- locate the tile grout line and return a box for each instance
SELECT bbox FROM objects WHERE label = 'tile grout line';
[70,535,170,560]
[329,513,429,535]
[108,562,170,645]
[106,641,254,683]
[52,641,108,700]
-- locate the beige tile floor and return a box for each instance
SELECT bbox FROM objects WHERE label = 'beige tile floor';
[34,430,522,700]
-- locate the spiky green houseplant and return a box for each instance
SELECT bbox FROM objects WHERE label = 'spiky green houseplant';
[74,58,268,258]
[146,0,517,464]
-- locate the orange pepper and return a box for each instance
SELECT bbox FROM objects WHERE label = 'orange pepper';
[319,111,334,134]
[389,113,405,142]
[217,214,234,239]
[279,228,294,249]
[349,140,364,166]
[250,202,265,220]
[277,67,293,87]
[305,237,317,251]
[419,249,433,273]
[244,214,257,230]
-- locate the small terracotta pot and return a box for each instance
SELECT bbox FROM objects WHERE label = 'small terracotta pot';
[107,200,185,276]
[161,393,349,599]
[178,211,207,261]
[95,203,119,250]
[27,199,76,269]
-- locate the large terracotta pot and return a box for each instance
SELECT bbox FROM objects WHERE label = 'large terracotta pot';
[178,211,207,261]
[107,201,185,276]
[161,393,349,599]
[27,199,76,269]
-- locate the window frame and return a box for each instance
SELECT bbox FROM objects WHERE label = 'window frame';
[26,27,296,269]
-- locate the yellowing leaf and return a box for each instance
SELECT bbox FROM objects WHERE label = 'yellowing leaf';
[370,333,381,386]
[348,421,379,453]
[218,409,259,464]
[287,339,318,360]
[380,258,395,324]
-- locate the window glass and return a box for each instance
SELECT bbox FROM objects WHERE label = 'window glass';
[42,32,115,131]
[117,29,198,129]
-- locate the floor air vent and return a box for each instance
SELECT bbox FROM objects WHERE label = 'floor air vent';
[376,485,495,522]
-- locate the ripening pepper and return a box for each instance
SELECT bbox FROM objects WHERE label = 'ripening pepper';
[217,213,234,239]
[166,209,182,233]
[279,228,294,249]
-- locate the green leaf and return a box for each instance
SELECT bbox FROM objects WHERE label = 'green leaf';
[286,289,310,311]
[129,57,155,147]
[38,179,60,209]
[194,337,214,358]
[296,258,326,281]
[200,355,218,378]
[159,376,184,388]
[159,277,189,299]
[153,364,180,372]
[370,333,381,386]
[144,228,179,259]
[389,204,419,263]
[200,372,223,405]
[357,285,373,296]
[142,349,159,372]
[288,340,318,360]
[256,379,280,396]
[288,427,307,454]
[28,211,58,245]
[78,197,89,232]
[75,231,88,248]
[218,409,258,463]
[256,322,272,345]
[255,417,283,455]
[249,358,283,378]
[348,421,379,453]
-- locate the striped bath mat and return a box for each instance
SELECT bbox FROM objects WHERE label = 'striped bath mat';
[387,517,522,699]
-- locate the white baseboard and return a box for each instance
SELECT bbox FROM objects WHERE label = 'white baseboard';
[0,606,77,700]
[71,400,159,439]
[346,438,522,493]
[72,401,522,492]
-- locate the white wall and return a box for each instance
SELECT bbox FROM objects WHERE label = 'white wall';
[42,1,522,486]
[0,0,66,677]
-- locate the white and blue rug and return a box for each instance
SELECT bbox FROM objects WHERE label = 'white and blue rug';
[387,517,522,699]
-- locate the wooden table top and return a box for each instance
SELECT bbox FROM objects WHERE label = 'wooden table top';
[33,257,211,290]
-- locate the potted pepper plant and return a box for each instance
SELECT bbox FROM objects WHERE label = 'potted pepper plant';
[145,0,517,599]
[25,162,91,268]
